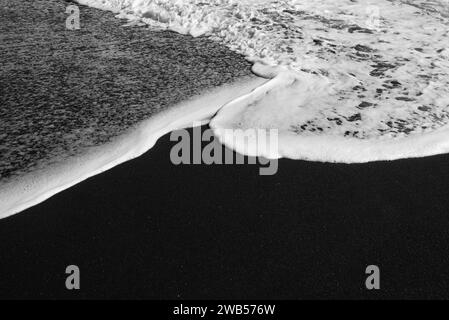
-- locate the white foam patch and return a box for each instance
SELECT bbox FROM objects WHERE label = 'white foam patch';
[210,69,449,162]
[75,0,449,163]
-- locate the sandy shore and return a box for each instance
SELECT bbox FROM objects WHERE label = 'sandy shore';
[1,126,449,299]
[0,0,266,217]
[0,75,266,218]
[2,0,449,300]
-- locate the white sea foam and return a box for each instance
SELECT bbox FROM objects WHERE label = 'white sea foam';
[76,0,449,162]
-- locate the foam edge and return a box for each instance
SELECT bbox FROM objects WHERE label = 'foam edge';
[0,75,267,219]
[210,73,449,163]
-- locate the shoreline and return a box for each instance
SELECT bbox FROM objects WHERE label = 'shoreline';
[2,125,449,298]
[210,71,449,164]
[1,0,449,300]
[0,75,267,219]
[0,0,267,218]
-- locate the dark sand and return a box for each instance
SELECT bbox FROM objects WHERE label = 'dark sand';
[0,0,253,181]
[1,125,449,299]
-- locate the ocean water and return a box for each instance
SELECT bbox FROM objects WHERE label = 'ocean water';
[77,0,449,162]
[0,0,263,218]
[1,0,449,218]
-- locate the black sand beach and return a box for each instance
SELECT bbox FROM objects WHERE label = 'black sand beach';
[1,125,449,299]
[2,0,449,301]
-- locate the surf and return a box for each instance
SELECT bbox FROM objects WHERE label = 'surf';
[2,0,449,218]
[75,0,449,162]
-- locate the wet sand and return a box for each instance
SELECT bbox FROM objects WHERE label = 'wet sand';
[1,125,449,299]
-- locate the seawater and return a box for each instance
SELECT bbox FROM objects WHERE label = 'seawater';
[77,0,449,162]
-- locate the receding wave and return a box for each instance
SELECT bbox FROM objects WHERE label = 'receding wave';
[2,0,449,218]
[77,0,449,162]
[0,0,265,218]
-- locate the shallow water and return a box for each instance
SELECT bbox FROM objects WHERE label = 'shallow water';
[1,0,265,218]
[2,0,449,217]
[78,0,449,162]
[0,0,254,181]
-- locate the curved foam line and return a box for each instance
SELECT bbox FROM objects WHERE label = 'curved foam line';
[0,76,267,219]
[210,73,449,163]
